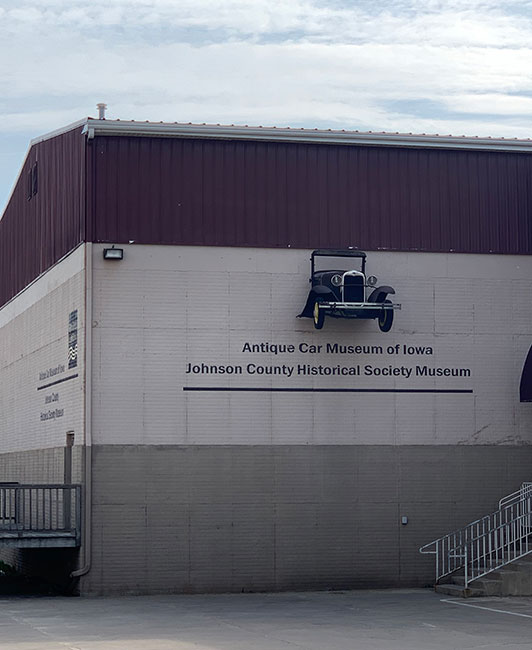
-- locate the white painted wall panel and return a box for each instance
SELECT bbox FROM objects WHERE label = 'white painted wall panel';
[0,247,85,453]
[91,244,532,446]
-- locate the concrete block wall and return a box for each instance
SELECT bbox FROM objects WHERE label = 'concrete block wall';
[0,447,83,484]
[90,245,532,448]
[0,247,86,581]
[80,244,532,594]
[0,245,85,457]
[81,444,532,595]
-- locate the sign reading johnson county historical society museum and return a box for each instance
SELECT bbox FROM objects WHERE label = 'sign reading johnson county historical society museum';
[185,341,472,392]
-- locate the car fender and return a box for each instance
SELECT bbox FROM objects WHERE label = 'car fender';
[298,287,336,318]
[368,285,395,304]
[313,286,336,298]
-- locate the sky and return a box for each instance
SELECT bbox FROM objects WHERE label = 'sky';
[2,0,532,211]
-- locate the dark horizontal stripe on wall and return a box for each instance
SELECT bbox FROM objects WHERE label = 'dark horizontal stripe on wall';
[183,386,473,394]
[37,374,79,391]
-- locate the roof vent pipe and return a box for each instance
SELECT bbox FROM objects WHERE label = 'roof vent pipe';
[97,103,107,120]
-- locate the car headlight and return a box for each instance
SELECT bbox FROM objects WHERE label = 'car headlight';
[367,275,378,287]
[331,274,342,287]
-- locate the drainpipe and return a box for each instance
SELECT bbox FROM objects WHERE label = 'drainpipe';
[71,242,93,580]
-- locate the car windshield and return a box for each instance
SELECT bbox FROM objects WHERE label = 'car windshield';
[313,255,363,274]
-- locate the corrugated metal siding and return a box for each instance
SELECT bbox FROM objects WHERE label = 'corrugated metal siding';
[0,128,85,308]
[3,128,532,311]
[87,135,532,254]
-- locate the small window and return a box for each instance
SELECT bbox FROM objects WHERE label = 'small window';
[27,162,38,200]
[31,162,38,197]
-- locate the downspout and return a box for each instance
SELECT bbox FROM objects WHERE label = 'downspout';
[71,124,92,581]
[71,242,93,579]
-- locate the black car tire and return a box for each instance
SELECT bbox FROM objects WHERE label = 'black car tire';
[378,300,394,332]
[313,300,325,329]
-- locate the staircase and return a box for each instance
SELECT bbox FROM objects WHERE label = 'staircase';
[420,482,532,597]
[435,554,532,597]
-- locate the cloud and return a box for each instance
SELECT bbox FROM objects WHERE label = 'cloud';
[3,0,532,46]
[1,2,532,142]
[3,0,532,210]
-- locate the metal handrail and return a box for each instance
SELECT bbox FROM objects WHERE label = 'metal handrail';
[455,514,531,548]
[420,482,532,587]
[0,484,81,545]
[499,482,532,509]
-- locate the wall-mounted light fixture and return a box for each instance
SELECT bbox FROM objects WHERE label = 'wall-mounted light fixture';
[103,246,124,261]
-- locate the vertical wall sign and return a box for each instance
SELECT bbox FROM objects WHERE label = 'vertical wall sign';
[68,309,78,369]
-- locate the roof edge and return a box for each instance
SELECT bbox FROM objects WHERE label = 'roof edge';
[83,119,532,153]
[30,118,88,146]
[1,119,89,221]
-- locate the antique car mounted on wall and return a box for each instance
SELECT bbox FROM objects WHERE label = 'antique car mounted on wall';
[298,249,401,331]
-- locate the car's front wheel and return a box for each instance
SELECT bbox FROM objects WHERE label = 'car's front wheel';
[313,300,325,329]
[378,300,394,332]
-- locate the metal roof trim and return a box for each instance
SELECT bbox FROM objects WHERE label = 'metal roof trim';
[83,119,532,153]
[30,119,88,146]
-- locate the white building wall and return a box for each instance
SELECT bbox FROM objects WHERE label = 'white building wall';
[0,245,86,454]
[90,244,532,448]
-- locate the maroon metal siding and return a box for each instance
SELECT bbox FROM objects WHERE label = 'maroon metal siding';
[0,128,85,308]
[4,127,532,311]
[87,135,532,255]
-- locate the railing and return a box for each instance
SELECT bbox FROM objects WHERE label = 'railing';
[420,482,532,588]
[0,484,81,544]
[499,482,532,509]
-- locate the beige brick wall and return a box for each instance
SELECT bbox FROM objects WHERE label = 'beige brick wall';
[91,244,532,447]
[0,247,86,582]
[0,245,85,456]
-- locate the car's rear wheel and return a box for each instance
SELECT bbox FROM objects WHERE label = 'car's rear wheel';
[378,300,393,332]
[313,300,325,329]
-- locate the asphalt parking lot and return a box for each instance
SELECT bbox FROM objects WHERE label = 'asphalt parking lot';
[1,589,531,650]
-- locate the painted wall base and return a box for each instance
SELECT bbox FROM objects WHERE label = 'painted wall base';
[78,443,532,595]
